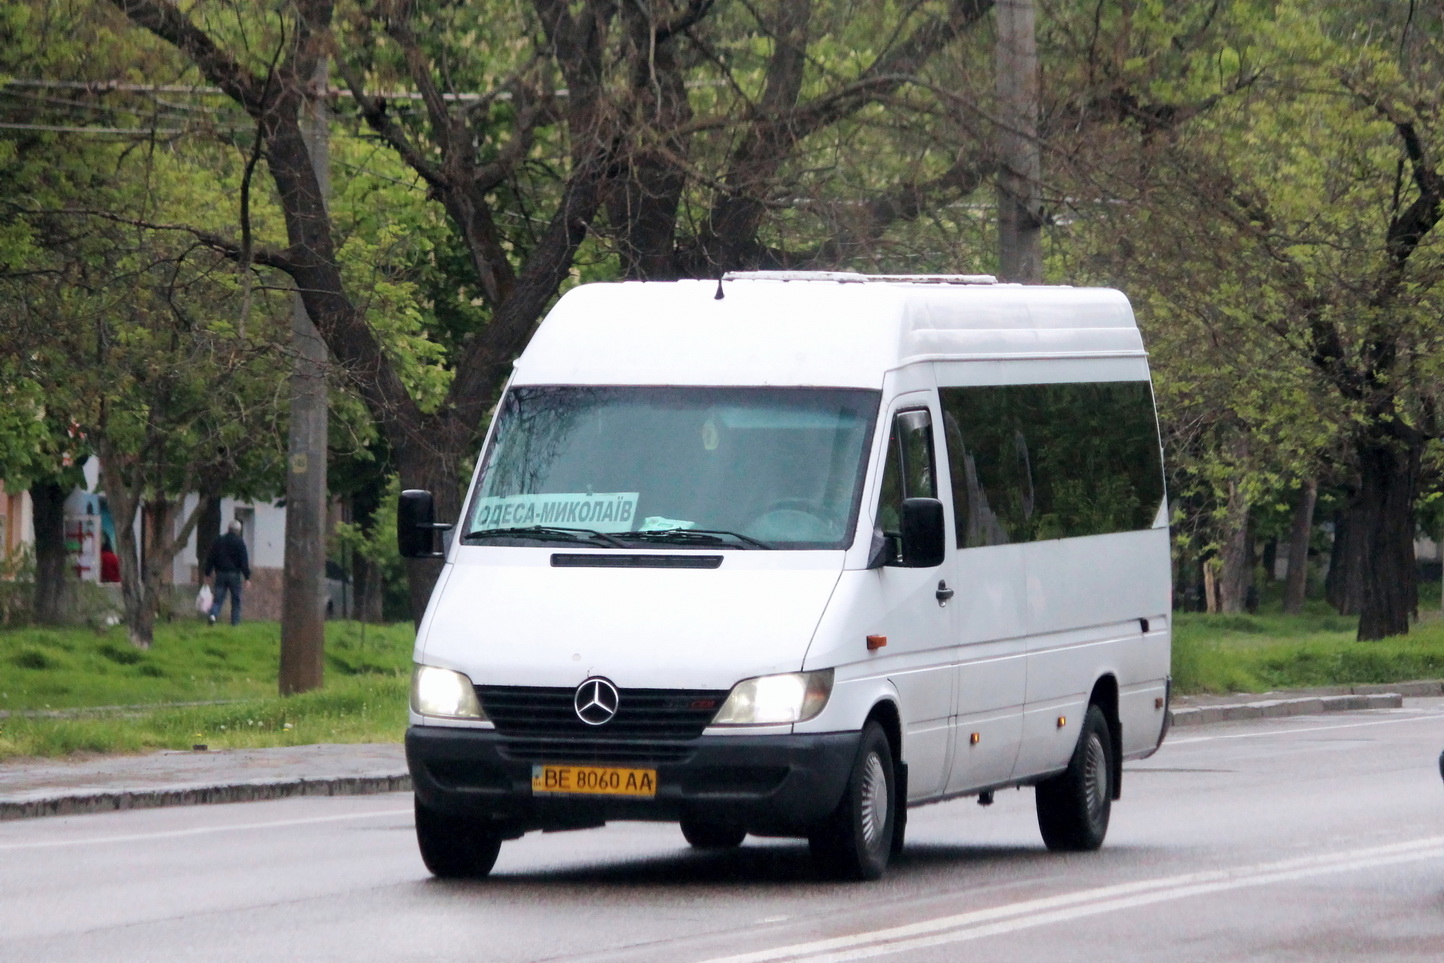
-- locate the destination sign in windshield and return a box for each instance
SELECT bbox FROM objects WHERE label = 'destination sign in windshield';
[471,492,640,533]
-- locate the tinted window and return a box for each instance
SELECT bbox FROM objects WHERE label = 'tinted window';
[940,382,1164,546]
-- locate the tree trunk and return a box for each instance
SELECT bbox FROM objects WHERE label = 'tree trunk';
[30,480,73,624]
[1355,435,1420,640]
[1282,479,1317,615]
[353,553,385,623]
[397,424,473,626]
[995,0,1043,283]
[97,442,212,648]
[348,482,386,623]
[1216,478,1251,613]
[1326,507,1364,616]
[1203,558,1220,614]
[195,495,221,580]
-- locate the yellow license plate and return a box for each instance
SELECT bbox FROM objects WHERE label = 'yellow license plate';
[531,764,657,797]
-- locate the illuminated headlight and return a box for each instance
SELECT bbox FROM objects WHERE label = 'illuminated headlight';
[411,664,487,719]
[712,669,834,726]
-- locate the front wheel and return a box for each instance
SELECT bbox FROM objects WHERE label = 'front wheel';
[809,722,896,881]
[1035,704,1113,852]
[414,796,503,879]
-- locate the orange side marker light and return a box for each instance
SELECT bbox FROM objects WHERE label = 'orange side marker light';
[866,635,887,651]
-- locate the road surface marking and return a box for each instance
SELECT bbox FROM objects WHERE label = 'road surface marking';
[1167,708,1444,745]
[0,807,411,851]
[701,836,1444,962]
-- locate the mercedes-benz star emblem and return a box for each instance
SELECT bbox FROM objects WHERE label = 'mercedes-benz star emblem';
[574,677,620,726]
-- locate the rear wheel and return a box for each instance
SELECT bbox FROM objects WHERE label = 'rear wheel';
[680,818,747,850]
[414,796,503,878]
[1035,704,1113,852]
[809,722,896,880]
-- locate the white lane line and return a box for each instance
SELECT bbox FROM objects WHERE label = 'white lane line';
[1167,709,1444,745]
[0,807,411,851]
[701,836,1444,963]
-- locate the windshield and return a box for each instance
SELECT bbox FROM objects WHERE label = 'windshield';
[464,386,880,549]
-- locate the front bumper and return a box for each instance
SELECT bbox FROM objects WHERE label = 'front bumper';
[406,725,859,837]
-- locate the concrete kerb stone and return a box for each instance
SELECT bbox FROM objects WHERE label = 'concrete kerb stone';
[1169,690,1407,727]
[0,773,413,821]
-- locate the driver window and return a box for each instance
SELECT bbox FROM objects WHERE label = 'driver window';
[877,408,936,538]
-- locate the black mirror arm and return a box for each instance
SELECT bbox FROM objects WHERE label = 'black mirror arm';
[866,527,889,570]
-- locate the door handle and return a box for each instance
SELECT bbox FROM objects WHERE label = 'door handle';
[936,580,954,605]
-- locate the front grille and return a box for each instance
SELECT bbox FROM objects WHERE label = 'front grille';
[497,738,694,765]
[476,685,727,741]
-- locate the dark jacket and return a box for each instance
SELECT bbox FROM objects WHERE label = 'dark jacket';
[204,532,251,580]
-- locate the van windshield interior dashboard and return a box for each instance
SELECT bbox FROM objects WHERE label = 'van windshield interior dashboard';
[463,386,880,550]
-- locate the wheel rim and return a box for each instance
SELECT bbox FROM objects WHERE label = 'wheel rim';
[1083,732,1108,826]
[860,751,889,849]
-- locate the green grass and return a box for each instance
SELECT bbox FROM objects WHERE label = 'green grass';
[0,620,414,759]
[6,603,1444,758]
[1172,602,1444,694]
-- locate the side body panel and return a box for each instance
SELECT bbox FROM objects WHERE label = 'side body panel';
[942,542,1028,794]
[1014,528,1172,776]
[933,356,1172,785]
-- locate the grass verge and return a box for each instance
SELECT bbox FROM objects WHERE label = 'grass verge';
[6,605,1444,758]
[0,620,412,759]
[1173,604,1444,694]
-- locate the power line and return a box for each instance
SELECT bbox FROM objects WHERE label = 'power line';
[0,121,251,136]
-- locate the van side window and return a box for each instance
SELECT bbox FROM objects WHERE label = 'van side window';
[877,408,936,542]
[940,382,1164,547]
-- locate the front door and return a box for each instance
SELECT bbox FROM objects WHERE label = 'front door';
[872,395,956,801]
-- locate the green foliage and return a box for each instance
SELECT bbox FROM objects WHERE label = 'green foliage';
[0,619,414,758]
[1172,606,1444,693]
[0,674,408,758]
[0,619,412,712]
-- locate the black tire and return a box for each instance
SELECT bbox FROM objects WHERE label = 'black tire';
[809,722,896,881]
[1035,704,1113,852]
[680,818,747,850]
[414,796,503,879]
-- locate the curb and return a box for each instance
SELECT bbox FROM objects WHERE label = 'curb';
[0,773,412,822]
[1170,691,1408,727]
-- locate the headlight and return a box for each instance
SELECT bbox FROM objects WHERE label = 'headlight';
[411,664,487,719]
[712,669,834,726]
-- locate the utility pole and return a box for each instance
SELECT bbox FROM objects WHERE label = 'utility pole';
[279,58,329,695]
[995,0,1043,283]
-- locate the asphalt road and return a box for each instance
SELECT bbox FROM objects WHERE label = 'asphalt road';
[3,701,1443,963]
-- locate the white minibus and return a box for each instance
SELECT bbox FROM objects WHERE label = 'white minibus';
[399,272,1172,880]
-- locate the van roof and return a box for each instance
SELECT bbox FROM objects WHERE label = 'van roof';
[513,274,1144,388]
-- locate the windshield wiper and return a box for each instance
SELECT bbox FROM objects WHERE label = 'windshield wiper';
[464,525,628,548]
[622,528,771,550]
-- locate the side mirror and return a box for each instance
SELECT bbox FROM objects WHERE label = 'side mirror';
[398,489,450,559]
[900,497,946,568]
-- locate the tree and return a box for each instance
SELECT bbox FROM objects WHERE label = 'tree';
[1043,0,1444,638]
[105,0,1005,621]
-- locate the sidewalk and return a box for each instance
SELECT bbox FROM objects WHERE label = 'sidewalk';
[2,682,1440,821]
[0,743,408,821]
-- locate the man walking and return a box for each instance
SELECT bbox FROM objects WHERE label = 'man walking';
[204,520,251,625]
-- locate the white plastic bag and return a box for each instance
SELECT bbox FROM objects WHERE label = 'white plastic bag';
[195,583,214,616]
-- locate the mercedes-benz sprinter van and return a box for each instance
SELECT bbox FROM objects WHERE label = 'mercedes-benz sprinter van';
[399,272,1172,880]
